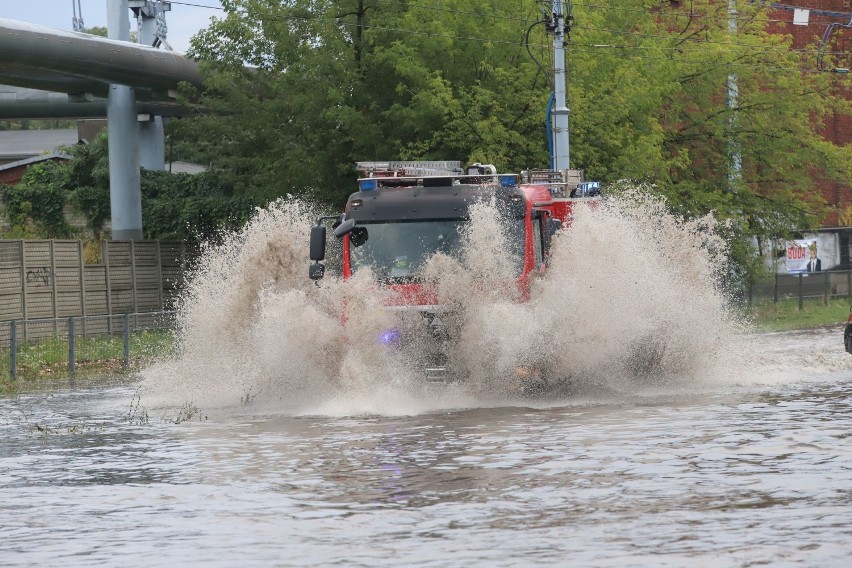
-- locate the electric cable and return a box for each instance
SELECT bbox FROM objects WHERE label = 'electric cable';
[167,1,846,67]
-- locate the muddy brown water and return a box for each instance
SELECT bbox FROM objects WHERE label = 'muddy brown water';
[2,327,850,567]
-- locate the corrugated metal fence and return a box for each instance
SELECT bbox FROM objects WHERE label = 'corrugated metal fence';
[0,239,197,342]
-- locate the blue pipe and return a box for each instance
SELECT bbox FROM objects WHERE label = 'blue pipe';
[546,91,555,169]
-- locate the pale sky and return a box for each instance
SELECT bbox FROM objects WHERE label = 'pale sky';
[1,0,223,53]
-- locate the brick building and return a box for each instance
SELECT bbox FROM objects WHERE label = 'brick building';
[767,1,852,226]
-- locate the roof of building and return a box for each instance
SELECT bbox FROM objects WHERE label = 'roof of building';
[167,161,207,175]
[0,128,78,161]
[0,150,70,172]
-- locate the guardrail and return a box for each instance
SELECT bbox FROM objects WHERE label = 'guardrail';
[0,311,177,381]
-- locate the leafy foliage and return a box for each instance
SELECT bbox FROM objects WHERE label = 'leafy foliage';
[141,170,255,240]
[176,0,552,206]
[1,132,255,242]
[1,160,72,238]
[2,1,850,285]
[65,133,111,236]
[170,0,850,281]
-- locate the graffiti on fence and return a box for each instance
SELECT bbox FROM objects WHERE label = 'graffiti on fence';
[26,267,52,286]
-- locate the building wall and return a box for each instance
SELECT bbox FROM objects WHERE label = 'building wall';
[767,1,852,226]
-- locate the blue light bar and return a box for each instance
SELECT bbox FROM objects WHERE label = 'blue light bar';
[499,174,519,187]
[359,178,377,191]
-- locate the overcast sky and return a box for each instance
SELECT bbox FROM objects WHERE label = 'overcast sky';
[2,0,223,53]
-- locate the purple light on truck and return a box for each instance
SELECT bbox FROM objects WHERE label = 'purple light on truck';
[379,329,401,345]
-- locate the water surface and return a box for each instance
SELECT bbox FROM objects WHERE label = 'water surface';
[2,328,850,567]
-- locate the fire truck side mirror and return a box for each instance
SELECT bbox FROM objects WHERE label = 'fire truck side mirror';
[310,225,327,261]
[334,218,356,238]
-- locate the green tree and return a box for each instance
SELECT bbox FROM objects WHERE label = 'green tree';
[66,133,112,236]
[1,131,256,241]
[166,0,851,280]
[568,1,851,279]
[178,0,551,206]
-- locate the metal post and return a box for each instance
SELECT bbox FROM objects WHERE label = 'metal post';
[20,240,27,339]
[123,312,130,368]
[552,0,570,171]
[68,317,76,376]
[798,273,804,311]
[155,240,164,310]
[134,1,166,170]
[78,240,87,336]
[104,240,113,330]
[135,0,166,171]
[130,240,138,313]
[107,0,143,240]
[773,271,779,303]
[824,271,830,305]
[50,240,58,335]
[10,320,16,381]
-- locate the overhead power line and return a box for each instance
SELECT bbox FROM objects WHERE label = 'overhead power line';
[168,1,843,62]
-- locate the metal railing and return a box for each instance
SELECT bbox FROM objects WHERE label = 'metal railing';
[749,269,852,309]
[0,311,177,381]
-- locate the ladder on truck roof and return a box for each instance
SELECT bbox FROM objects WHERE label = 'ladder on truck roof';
[521,168,583,197]
[356,161,464,178]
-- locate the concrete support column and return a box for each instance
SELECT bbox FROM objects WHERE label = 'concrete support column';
[139,116,165,171]
[135,2,167,171]
[107,0,143,240]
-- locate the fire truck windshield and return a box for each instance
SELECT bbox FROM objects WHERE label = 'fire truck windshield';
[348,219,524,280]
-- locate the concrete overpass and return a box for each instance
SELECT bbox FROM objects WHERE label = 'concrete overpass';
[0,3,203,239]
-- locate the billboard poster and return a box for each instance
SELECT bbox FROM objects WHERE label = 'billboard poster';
[786,239,821,273]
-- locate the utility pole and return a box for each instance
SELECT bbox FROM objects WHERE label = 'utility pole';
[727,0,741,190]
[552,0,570,171]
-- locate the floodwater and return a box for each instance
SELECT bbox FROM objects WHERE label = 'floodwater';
[3,195,851,565]
[2,326,850,567]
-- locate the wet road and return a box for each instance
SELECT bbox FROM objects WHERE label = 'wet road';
[1,328,851,567]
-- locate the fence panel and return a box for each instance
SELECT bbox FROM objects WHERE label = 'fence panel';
[84,265,109,315]
[1,239,196,333]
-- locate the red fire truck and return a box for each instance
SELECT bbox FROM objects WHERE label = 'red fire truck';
[308,160,595,383]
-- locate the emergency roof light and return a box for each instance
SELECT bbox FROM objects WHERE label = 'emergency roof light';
[359,178,378,191]
[499,174,519,187]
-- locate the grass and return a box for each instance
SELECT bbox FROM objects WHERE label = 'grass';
[0,329,175,384]
[744,297,852,332]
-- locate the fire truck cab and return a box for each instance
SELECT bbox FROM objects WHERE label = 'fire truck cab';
[308,161,577,293]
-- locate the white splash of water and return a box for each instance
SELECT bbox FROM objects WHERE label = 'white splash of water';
[140,191,848,416]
